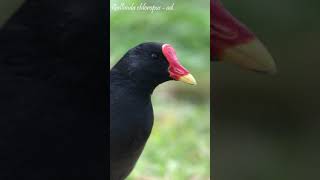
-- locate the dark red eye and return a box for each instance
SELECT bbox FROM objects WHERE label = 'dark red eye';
[151,53,158,59]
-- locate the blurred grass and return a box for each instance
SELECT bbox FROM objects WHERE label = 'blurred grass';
[110,0,210,179]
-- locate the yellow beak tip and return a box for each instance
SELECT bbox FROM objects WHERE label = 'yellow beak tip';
[221,39,277,74]
[178,74,197,85]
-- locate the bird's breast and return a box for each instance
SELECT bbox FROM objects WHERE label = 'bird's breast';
[110,90,154,179]
[110,95,154,153]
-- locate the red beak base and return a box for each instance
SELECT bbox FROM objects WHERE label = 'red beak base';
[162,44,197,85]
[210,0,277,74]
[162,44,190,80]
[211,0,255,59]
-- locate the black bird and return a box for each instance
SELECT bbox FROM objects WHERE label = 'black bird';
[0,1,107,179]
[110,42,196,180]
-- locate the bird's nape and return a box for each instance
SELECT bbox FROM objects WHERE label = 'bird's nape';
[211,0,277,74]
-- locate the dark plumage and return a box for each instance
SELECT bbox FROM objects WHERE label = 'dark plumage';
[110,42,196,180]
[0,1,107,179]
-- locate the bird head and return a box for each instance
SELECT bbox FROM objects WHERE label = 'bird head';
[211,0,277,74]
[117,42,196,88]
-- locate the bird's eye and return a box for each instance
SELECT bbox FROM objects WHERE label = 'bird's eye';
[151,53,158,59]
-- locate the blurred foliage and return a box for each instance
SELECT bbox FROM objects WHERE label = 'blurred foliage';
[0,0,24,27]
[213,0,320,180]
[110,0,210,179]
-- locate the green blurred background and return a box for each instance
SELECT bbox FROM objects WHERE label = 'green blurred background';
[213,0,320,179]
[110,0,210,179]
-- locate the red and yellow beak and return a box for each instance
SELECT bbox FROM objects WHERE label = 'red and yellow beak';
[162,44,197,85]
[211,0,277,74]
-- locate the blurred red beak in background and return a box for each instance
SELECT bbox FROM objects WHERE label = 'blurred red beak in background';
[211,0,277,74]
